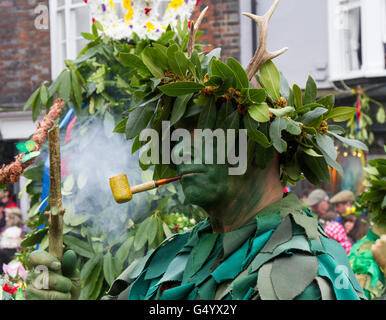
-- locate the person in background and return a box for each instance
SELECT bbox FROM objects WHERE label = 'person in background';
[329,190,356,224]
[1,189,18,233]
[349,223,386,299]
[306,189,331,226]
[0,207,24,266]
[0,191,6,231]
[300,189,310,205]
[330,190,370,244]
[1,189,18,210]
[343,213,371,245]
[307,189,352,254]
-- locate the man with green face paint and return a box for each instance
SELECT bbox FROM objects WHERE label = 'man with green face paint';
[25,0,370,300]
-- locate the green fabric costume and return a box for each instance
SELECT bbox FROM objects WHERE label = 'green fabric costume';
[349,229,386,300]
[104,194,365,300]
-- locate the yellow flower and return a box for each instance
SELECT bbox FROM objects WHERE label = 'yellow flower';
[123,0,134,21]
[109,0,116,11]
[169,0,184,10]
[122,0,131,9]
[145,22,155,32]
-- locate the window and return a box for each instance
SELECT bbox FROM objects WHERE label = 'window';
[328,0,386,81]
[49,0,174,79]
[49,0,91,79]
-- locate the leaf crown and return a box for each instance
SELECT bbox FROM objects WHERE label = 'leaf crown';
[115,40,368,186]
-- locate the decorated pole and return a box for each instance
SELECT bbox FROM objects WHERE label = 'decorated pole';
[48,125,64,262]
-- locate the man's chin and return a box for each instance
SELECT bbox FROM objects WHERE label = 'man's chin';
[182,185,216,208]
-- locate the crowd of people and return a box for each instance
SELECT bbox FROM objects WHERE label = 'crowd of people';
[303,188,385,299]
[304,188,368,254]
[0,189,24,268]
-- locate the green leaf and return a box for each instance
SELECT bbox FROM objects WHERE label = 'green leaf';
[241,88,266,104]
[302,148,323,158]
[175,51,190,77]
[304,76,318,105]
[248,103,270,123]
[284,118,302,135]
[316,95,335,111]
[40,85,49,106]
[93,20,103,31]
[113,118,128,134]
[297,103,327,114]
[81,32,97,41]
[63,235,94,258]
[119,53,149,73]
[209,59,236,86]
[141,47,164,79]
[269,106,295,117]
[376,106,385,124]
[80,254,101,287]
[159,82,204,96]
[24,87,41,111]
[21,227,48,247]
[198,96,217,129]
[147,216,159,248]
[301,107,328,126]
[328,132,369,151]
[134,217,150,251]
[58,70,72,102]
[116,237,134,266]
[125,105,154,139]
[191,51,202,79]
[260,60,281,101]
[293,84,303,110]
[71,70,83,110]
[243,114,271,148]
[270,117,288,153]
[298,151,330,185]
[170,94,193,125]
[226,57,250,89]
[103,252,116,287]
[280,73,291,101]
[325,107,356,122]
[315,134,337,161]
[23,164,43,181]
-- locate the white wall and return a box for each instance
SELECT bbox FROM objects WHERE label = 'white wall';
[255,0,330,89]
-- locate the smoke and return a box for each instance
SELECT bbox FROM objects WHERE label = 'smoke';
[60,114,153,240]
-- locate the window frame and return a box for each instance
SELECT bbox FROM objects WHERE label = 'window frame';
[49,0,91,80]
[328,0,386,81]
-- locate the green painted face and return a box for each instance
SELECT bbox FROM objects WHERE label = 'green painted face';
[172,134,270,216]
[172,133,229,209]
[172,118,283,232]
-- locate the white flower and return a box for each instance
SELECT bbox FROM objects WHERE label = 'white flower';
[87,0,197,41]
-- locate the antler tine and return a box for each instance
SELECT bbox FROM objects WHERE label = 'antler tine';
[242,0,288,81]
[188,6,209,58]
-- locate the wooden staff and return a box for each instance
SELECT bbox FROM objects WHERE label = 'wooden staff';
[48,125,64,262]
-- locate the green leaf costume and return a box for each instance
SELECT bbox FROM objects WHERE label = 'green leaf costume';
[349,229,385,300]
[104,194,365,300]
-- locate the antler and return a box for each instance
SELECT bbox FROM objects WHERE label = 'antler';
[187,6,209,58]
[242,0,288,80]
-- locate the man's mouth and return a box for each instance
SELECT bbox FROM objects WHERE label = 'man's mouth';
[178,165,208,177]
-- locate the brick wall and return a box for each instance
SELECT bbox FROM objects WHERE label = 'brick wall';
[0,0,51,107]
[192,0,241,61]
[0,0,241,107]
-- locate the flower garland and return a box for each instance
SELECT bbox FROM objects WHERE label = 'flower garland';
[84,0,199,40]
